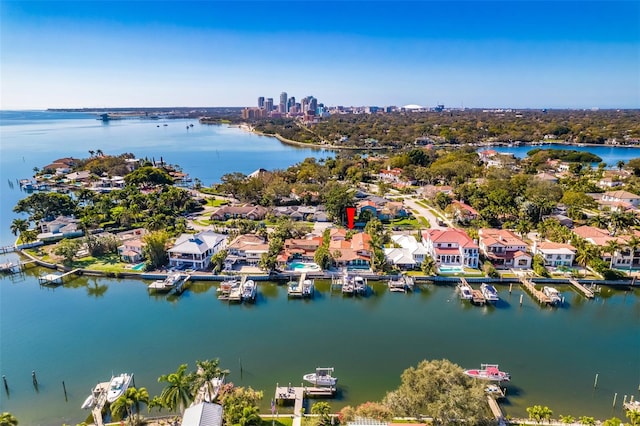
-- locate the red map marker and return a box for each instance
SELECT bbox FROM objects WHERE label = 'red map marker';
[346,206,356,229]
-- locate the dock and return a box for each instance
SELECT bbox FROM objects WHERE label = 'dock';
[471,289,486,305]
[388,274,413,293]
[38,268,80,285]
[569,278,595,299]
[519,277,552,305]
[0,262,21,274]
[486,395,507,425]
[274,383,336,426]
[0,245,15,254]
[90,381,109,426]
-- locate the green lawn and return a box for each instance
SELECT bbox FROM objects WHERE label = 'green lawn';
[387,216,421,230]
[418,216,430,228]
[206,198,230,207]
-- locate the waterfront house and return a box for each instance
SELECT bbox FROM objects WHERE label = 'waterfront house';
[384,234,429,270]
[478,228,531,269]
[422,228,479,269]
[328,232,372,270]
[210,205,268,221]
[181,401,223,426]
[118,238,146,263]
[534,241,575,267]
[168,231,227,270]
[65,170,92,182]
[224,234,269,270]
[277,236,323,267]
[37,215,83,241]
[572,225,637,269]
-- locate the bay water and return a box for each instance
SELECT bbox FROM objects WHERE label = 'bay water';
[0,112,639,425]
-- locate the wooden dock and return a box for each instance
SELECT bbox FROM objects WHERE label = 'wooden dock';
[519,277,552,305]
[569,278,595,299]
[0,262,21,273]
[90,381,109,426]
[486,395,507,425]
[0,245,15,254]
[274,383,336,426]
[471,289,486,305]
[38,269,80,285]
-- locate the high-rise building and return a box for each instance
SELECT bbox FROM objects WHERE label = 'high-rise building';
[287,96,296,113]
[264,98,274,113]
[258,97,265,109]
[279,92,288,113]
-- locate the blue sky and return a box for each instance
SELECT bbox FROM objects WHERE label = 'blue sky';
[1,1,638,109]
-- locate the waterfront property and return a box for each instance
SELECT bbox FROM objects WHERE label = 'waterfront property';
[422,228,479,269]
[384,234,428,270]
[225,234,269,270]
[534,241,576,267]
[478,228,532,269]
[168,230,227,270]
[37,215,83,242]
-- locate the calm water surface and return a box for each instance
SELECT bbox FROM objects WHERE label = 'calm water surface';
[1,112,639,424]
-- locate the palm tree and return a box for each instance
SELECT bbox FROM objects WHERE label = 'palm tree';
[627,409,640,426]
[110,387,149,426]
[575,243,599,270]
[589,214,608,229]
[311,402,332,426]
[626,235,640,272]
[88,150,95,158]
[617,160,625,171]
[421,256,437,275]
[10,219,28,237]
[515,219,531,239]
[238,406,261,426]
[527,405,553,424]
[579,415,596,425]
[0,412,18,426]
[192,359,230,403]
[605,239,621,269]
[96,149,104,157]
[158,364,194,414]
[560,415,575,424]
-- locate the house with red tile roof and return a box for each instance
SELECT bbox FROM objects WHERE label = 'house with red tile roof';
[421,228,479,269]
[478,229,531,269]
[328,232,372,270]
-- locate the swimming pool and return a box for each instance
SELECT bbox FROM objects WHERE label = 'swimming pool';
[438,265,464,273]
[132,262,146,271]
[289,262,320,271]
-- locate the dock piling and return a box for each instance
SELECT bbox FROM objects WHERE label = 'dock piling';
[613,392,617,407]
[63,380,68,401]
[519,294,523,306]
[509,283,512,294]
[32,370,38,386]
[3,375,8,394]
[594,373,599,388]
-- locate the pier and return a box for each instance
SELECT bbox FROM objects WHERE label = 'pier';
[90,381,109,426]
[471,288,486,305]
[519,277,552,305]
[569,278,595,299]
[0,245,16,254]
[486,395,507,425]
[274,383,336,426]
[38,269,80,285]
[0,262,21,274]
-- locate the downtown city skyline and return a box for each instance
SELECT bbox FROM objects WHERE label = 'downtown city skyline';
[0,0,638,110]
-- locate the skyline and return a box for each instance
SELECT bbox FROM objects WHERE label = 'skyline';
[1,1,639,110]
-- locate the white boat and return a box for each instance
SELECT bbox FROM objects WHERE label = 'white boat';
[149,273,182,292]
[242,280,257,302]
[302,279,314,297]
[106,373,132,403]
[287,280,302,297]
[353,276,367,295]
[480,283,499,303]
[543,286,562,304]
[81,393,95,409]
[457,283,473,300]
[303,367,337,387]
[464,364,510,382]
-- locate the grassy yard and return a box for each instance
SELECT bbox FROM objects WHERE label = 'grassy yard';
[206,198,230,207]
[387,216,421,230]
[261,418,294,426]
[418,216,430,228]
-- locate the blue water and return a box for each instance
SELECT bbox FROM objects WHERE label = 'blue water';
[481,143,640,165]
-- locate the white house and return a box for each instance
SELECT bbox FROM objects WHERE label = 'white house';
[602,190,640,208]
[384,234,429,270]
[534,241,575,267]
[181,402,223,426]
[37,216,83,241]
[168,231,227,270]
[478,228,531,269]
[422,228,479,269]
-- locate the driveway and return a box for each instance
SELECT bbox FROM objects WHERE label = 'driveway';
[403,198,450,230]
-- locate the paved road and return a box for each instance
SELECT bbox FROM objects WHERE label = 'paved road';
[403,198,450,230]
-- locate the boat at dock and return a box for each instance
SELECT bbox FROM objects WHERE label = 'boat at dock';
[242,279,257,302]
[303,367,337,387]
[464,364,510,382]
[480,283,499,303]
[302,278,314,297]
[457,282,473,300]
[353,275,367,295]
[148,273,182,292]
[543,286,562,305]
[106,373,132,403]
[81,393,95,409]
[228,281,243,302]
[388,274,413,293]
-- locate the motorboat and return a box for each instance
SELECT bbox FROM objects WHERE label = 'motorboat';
[464,364,510,382]
[353,276,367,295]
[242,280,257,302]
[543,286,562,305]
[303,367,337,387]
[302,279,314,297]
[81,393,95,409]
[106,373,132,403]
[480,283,499,303]
[149,273,182,292]
[457,283,473,300]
